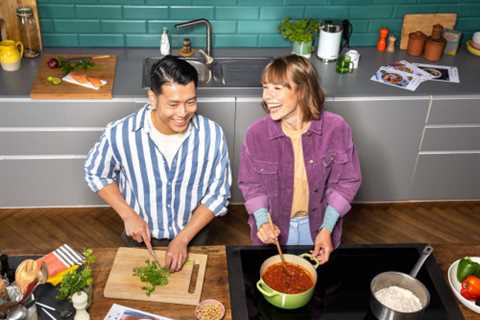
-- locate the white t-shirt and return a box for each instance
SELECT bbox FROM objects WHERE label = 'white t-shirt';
[147,109,191,167]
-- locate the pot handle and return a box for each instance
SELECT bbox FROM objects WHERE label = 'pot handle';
[256,279,277,297]
[299,253,321,269]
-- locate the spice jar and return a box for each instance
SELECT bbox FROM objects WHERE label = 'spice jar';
[424,24,446,62]
[443,29,461,56]
[407,31,427,56]
[16,7,41,58]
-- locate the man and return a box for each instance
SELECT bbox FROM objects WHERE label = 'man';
[84,55,231,272]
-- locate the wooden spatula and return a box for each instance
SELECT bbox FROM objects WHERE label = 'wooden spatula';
[267,214,292,277]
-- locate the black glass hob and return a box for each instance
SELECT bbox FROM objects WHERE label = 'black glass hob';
[227,244,463,320]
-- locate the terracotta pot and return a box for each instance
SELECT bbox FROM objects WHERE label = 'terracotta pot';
[407,31,427,56]
[424,24,446,62]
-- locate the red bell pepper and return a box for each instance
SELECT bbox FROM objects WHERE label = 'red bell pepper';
[461,275,480,300]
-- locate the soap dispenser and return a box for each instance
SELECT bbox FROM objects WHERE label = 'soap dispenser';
[160,27,170,56]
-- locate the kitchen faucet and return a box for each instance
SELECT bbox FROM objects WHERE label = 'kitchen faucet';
[175,18,213,62]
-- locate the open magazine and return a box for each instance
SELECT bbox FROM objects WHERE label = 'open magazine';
[104,304,174,320]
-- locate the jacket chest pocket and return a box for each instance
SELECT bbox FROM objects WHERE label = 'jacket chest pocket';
[252,159,279,197]
[310,151,349,187]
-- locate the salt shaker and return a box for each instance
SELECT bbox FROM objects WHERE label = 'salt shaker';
[72,291,90,320]
[386,34,396,53]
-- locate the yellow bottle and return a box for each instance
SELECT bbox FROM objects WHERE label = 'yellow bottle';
[0,40,24,71]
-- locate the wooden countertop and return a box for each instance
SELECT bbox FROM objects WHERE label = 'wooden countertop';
[4,244,480,320]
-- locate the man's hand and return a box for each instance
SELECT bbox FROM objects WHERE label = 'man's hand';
[312,228,334,265]
[257,223,280,244]
[123,210,151,245]
[165,235,189,272]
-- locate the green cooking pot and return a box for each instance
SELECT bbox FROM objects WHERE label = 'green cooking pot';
[256,253,320,309]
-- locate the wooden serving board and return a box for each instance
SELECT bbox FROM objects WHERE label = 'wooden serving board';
[30,54,117,100]
[400,13,457,50]
[0,0,42,50]
[103,247,208,306]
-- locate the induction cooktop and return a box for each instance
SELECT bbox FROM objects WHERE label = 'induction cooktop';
[227,244,463,320]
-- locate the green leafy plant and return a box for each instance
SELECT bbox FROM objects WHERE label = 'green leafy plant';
[279,17,320,43]
[58,57,95,75]
[133,260,170,296]
[56,248,96,300]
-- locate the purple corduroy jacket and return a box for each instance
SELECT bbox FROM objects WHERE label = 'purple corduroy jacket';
[238,111,362,247]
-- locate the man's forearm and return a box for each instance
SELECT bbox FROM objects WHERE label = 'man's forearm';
[97,183,135,220]
[176,204,215,244]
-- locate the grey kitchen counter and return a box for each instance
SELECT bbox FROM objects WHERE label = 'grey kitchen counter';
[0,47,479,99]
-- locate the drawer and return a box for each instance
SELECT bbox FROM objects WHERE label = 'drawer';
[428,98,480,125]
[411,153,480,200]
[0,131,102,155]
[421,126,480,151]
[0,158,103,207]
[0,100,138,127]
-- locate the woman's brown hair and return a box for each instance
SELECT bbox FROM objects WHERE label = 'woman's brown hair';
[261,55,325,121]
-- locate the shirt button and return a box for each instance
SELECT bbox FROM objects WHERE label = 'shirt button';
[309,159,314,164]
[167,204,171,208]
[260,168,264,172]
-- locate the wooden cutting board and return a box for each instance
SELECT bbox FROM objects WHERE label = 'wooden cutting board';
[30,54,117,100]
[400,13,457,50]
[103,247,208,306]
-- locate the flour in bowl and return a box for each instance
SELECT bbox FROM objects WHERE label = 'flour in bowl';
[374,286,422,312]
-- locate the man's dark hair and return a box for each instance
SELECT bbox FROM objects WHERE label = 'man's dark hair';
[150,55,198,95]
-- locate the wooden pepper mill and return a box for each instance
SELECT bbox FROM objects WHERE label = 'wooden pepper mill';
[377,27,389,52]
[386,34,396,53]
[424,24,446,61]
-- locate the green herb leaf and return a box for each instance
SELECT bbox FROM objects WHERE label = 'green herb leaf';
[133,260,170,296]
[279,17,319,43]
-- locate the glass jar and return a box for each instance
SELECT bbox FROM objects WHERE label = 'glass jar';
[16,7,41,58]
[443,29,462,56]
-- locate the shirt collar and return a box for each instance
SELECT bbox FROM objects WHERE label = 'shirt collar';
[266,112,324,139]
[133,104,199,132]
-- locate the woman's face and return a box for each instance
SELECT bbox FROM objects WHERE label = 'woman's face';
[262,82,299,122]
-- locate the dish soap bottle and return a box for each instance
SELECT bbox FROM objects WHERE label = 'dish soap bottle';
[160,27,170,56]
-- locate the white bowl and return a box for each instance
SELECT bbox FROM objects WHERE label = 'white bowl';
[447,256,480,314]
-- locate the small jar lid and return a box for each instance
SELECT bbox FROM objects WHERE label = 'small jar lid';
[409,31,427,40]
[16,7,33,17]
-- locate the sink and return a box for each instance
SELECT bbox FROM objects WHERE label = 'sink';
[142,56,272,89]
[215,57,272,87]
[142,57,212,89]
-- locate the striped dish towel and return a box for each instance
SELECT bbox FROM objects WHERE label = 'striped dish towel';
[37,244,85,277]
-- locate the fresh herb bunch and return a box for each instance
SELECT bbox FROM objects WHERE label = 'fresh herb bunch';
[133,260,170,296]
[58,57,95,75]
[279,17,320,43]
[56,248,96,300]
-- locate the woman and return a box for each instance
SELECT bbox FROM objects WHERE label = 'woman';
[238,55,361,264]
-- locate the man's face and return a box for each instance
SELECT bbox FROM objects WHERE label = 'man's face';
[148,81,197,135]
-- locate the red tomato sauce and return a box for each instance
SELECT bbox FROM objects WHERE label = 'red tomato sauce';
[262,262,314,294]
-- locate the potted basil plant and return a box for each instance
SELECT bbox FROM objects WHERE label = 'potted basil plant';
[56,248,96,307]
[279,17,319,58]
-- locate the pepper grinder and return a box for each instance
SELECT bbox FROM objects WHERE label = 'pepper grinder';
[424,24,446,62]
[72,291,90,320]
[386,34,396,53]
[376,27,389,52]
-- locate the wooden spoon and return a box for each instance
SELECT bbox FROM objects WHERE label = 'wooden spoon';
[267,214,292,277]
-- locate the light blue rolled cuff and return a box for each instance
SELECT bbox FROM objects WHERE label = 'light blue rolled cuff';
[253,208,269,230]
[320,205,340,233]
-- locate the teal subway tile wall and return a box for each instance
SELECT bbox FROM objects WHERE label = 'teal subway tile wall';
[37,0,480,47]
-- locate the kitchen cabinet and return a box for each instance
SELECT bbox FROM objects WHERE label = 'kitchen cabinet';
[411,97,480,200]
[0,98,235,207]
[326,97,429,201]
[232,98,267,202]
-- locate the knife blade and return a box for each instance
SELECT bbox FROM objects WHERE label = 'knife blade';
[62,55,111,62]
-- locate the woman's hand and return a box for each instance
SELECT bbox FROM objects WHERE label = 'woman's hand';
[257,223,280,244]
[312,228,334,264]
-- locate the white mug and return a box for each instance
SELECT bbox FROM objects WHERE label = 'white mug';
[345,49,360,69]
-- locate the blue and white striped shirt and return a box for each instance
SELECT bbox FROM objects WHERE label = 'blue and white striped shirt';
[84,104,232,239]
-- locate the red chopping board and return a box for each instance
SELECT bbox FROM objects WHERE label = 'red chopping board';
[103,247,208,306]
[30,54,116,100]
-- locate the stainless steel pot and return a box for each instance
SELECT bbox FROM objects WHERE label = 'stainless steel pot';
[370,245,433,320]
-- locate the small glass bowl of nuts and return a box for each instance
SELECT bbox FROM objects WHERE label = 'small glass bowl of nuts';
[195,299,225,320]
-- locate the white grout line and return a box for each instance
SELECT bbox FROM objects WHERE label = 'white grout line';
[419,150,480,155]
[0,127,104,132]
